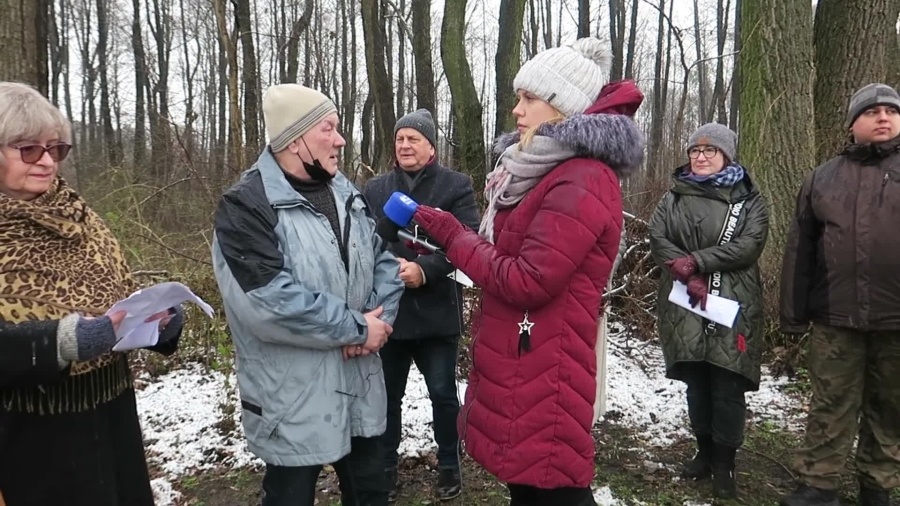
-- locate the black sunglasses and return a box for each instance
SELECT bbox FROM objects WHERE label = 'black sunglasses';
[9,142,72,164]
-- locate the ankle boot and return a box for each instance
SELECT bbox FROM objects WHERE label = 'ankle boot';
[858,482,891,506]
[779,484,841,506]
[682,434,713,480]
[711,442,737,499]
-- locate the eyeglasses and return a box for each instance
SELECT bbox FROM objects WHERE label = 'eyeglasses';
[8,142,72,163]
[688,146,719,159]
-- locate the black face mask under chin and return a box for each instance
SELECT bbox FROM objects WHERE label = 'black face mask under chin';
[302,158,335,182]
[298,136,336,182]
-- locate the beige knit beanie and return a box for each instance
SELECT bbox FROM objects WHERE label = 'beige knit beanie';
[512,37,612,117]
[263,84,337,152]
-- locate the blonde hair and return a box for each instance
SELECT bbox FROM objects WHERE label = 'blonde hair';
[518,110,566,147]
[0,82,72,145]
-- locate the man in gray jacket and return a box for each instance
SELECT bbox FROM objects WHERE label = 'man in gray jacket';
[212,83,404,506]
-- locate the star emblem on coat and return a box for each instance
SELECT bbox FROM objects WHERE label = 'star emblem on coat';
[518,313,534,334]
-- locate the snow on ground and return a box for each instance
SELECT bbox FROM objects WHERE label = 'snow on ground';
[602,328,807,449]
[136,324,805,505]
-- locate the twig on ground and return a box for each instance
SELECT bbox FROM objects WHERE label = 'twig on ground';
[742,446,796,480]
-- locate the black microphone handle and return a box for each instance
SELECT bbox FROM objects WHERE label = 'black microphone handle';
[396,228,443,254]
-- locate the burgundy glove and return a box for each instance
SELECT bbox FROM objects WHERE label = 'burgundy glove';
[404,240,434,256]
[686,274,709,311]
[665,255,698,284]
[412,205,466,249]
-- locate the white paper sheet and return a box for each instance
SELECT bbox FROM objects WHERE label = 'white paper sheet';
[107,281,215,351]
[447,269,475,288]
[667,282,741,328]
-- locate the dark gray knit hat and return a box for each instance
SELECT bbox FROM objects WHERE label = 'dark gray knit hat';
[847,83,900,126]
[688,122,737,162]
[394,109,437,148]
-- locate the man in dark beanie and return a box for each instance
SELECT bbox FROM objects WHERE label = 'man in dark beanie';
[364,108,480,502]
[780,83,900,506]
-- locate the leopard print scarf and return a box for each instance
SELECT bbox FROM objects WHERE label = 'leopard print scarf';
[0,177,135,413]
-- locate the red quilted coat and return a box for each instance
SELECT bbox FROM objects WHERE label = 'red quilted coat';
[443,83,644,488]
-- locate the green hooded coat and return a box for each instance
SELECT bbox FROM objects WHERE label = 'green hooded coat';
[649,166,769,389]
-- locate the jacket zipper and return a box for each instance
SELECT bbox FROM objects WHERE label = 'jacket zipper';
[880,172,889,206]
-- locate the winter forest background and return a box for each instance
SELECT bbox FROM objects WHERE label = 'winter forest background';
[1,0,899,504]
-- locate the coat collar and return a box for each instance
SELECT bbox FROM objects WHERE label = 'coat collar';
[253,146,357,207]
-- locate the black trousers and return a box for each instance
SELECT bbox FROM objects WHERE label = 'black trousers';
[262,436,388,506]
[380,336,460,471]
[682,362,748,448]
[507,484,596,506]
[0,388,154,506]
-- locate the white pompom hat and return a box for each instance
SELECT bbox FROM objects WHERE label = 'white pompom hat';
[512,37,612,117]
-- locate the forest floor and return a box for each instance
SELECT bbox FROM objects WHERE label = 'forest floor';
[137,325,898,506]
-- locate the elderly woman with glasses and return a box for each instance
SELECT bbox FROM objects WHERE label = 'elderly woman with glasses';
[0,82,183,506]
[648,123,769,500]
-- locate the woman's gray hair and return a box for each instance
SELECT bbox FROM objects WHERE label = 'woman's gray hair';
[0,82,72,145]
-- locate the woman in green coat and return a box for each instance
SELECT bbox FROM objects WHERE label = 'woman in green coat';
[649,123,769,499]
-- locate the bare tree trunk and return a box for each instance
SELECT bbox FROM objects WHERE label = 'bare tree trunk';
[648,0,667,174]
[441,0,486,185]
[395,0,407,120]
[411,0,436,118]
[75,0,98,153]
[340,0,353,172]
[131,0,148,169]
[285,1,314,83]
[578,0,590,38]
[361,93,374,166]
[527,0,538,59]
[147,0,172,183]
[495,0,527,136]
[213,0,243,173]
[712,0,729,124]
[215,29,227,184]
[48,0,63,104]
[234,0,260,156]
[729,0,742,132]
[608,0,625,80]
[624,0,639,79]
[361,0,397,168]
[542,0,552,49]
[0,0,49,93]
[179,0,198,160]
[692,0,709,122]
[96,0,120,167]
[741,0,815,266]
[814,0,900,162]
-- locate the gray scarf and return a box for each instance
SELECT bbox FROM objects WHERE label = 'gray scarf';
[479,135,576,243]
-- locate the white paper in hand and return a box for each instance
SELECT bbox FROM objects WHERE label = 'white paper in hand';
[107,281,215,351]
[668,282,741,328]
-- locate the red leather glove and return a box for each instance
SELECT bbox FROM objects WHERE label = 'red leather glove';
[404,240,434,256]
[686,274,709,311]
[412,205,466,249]
[665,255,698,284]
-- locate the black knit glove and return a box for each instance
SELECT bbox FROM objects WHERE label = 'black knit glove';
[57,314,118,362]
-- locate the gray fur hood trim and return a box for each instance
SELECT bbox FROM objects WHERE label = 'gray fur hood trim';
[493,114,645,176]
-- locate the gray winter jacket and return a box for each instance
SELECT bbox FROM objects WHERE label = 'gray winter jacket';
[212,148,403,467]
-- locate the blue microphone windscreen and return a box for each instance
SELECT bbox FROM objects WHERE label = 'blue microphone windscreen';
[383,192,418,227]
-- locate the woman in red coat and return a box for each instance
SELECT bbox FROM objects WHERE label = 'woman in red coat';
[412,37,645,505]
